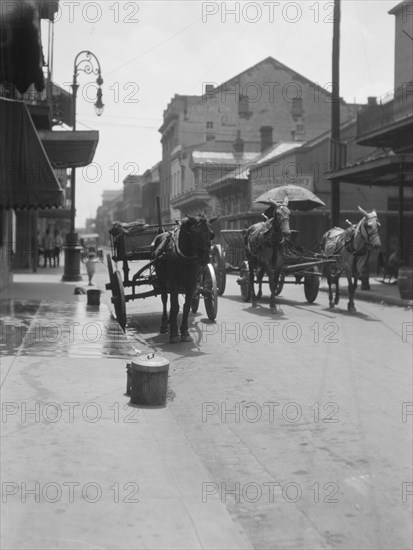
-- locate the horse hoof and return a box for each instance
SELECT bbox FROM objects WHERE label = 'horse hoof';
[329,303,335,309]
[348,305,357,313]
[334,297,340,305]
[170,335,181,343]
[252,301,258,308]
[180,334,192,342]
[160,326,168,334]
[270,308,278,314]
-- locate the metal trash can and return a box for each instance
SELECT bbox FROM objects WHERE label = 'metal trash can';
[129,353,169,407]
[87,289,101,306]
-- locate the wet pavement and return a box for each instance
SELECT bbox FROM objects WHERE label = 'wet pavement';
[1,262,252,550]
[1,301,133,359]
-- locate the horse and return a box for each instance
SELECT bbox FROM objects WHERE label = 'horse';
[153,215,216,343]
[319,206,381,312]
[244,197,291,313]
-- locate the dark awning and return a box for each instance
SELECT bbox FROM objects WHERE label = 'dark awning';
[327,152,413,186]
[38,130,99,168]
[0,97,64,209]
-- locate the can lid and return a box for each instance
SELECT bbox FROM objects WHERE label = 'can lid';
[131,353,170,373]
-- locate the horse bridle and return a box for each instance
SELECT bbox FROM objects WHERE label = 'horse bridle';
[356,212,380,247]
[273,204,290,242]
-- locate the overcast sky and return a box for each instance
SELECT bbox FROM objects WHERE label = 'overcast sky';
[49,0,397,227]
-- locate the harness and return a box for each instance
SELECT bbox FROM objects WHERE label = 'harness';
[154,226,205,264]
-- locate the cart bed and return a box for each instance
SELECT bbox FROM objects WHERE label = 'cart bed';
[109,221,177,262]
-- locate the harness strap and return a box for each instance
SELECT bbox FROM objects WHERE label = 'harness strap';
[171,228,197,261]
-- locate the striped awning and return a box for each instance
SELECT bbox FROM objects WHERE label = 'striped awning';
[0,97,64,209]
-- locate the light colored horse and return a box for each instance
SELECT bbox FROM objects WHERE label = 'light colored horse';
[320,206,381,312]
[244,197,291,314]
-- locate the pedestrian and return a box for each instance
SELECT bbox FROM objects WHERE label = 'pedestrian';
[36,230,44,267]
[54,229,64,267]
[43,229,55,267]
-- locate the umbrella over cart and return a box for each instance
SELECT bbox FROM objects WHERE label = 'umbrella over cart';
[254,184,326,213]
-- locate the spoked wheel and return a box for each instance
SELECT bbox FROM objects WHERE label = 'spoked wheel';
[274,273,285,296]
[106,253,114,285]
[304,267,320,303]
[239,262,251,302]
[210,244,226,296]
[203,263,218,320]
[111,270,127,329]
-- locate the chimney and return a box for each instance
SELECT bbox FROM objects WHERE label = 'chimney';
[233,130,244,156]
[260,126,273,152]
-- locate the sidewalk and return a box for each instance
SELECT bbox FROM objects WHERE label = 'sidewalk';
[318,276,413,308]
[0,262,251,549]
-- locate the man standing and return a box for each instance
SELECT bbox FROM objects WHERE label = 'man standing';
[54,229,64,267]
[43,229,54,268]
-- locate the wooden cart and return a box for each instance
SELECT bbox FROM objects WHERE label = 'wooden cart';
[219,229,337,303]
[106,213,218,330]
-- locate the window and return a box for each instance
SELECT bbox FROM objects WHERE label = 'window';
[291,97,303,119]
[206,133,215,142]
[260,126,273,152]
[206,121,214,129]
[238,95,250,118]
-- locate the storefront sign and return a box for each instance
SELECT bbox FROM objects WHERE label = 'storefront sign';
[252,175,314,200]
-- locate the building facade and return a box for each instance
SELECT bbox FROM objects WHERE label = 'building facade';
[159,56,361,222]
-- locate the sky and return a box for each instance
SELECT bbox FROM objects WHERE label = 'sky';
[48,0,398,228]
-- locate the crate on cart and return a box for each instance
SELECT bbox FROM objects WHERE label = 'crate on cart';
[220,229,246,269]
[109,222,162,262]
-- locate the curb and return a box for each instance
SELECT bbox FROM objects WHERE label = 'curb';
[318,287,413,309]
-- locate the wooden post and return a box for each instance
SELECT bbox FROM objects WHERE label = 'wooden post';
[156,195,164,233]
[330,0,341,227]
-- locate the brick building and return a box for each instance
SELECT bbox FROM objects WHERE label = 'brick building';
[159,56,361,222]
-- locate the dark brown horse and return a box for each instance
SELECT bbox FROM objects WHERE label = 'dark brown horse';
[153,215,216,343]
[319,206,381,312]
[244,197,291,313]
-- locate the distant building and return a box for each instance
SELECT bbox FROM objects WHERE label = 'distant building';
[159,56,362,222]
[142,163,161,225]
[95,189,123,246]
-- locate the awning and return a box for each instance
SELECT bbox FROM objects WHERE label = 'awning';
[0,97,64,209]
[38,130,99,168]
[326,152,413,186]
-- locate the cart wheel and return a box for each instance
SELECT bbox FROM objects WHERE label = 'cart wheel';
[211,244,226,296]
[111,270,126,329]
[203,263,218,320]
[106,253,114,285]
[304,267,320,303]
[239,263,251,302]
[274,273,285,296]
[191,294,200,313]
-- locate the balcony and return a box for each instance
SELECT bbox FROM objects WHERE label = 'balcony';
[357,85,413,151]
[1,82,74,129]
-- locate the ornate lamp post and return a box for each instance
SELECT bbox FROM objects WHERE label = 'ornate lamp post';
[62,50,104,281]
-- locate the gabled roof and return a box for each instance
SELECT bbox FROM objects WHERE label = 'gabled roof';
[213,57,343,102]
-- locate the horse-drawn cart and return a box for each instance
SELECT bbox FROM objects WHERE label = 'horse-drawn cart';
[106,213,218,331]
[220,229,336,304]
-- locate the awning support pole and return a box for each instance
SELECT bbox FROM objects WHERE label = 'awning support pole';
[398,179,404,261]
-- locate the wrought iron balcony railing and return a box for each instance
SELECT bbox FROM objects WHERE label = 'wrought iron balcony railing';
[357,84,413,137]
[0,81,73,127]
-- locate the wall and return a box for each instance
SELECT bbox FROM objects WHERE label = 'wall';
[160,57,361,221]
[392,1,413,91]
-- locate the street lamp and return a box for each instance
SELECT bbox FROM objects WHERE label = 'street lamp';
[62,50,104,281]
